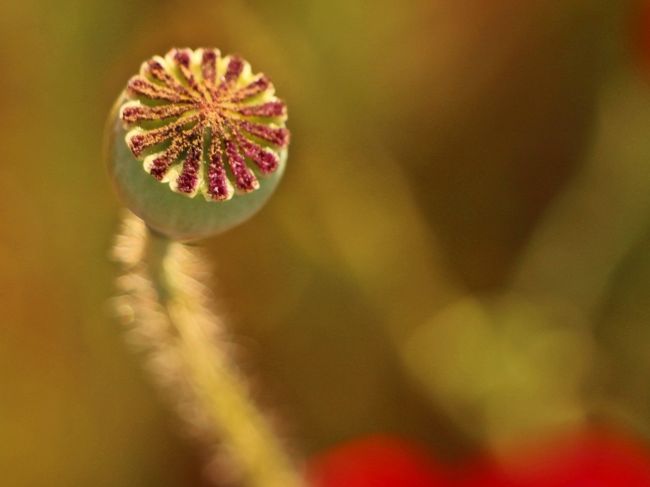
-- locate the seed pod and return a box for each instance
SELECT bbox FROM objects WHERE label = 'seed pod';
[105,48,290,241]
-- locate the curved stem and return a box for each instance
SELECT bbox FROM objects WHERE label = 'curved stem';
[511,73,650,316]
[113,212,303,487]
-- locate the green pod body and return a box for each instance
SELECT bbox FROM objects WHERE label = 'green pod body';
[106,101,287,241]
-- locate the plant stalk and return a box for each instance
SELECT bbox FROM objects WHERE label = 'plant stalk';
[114,212,302,487]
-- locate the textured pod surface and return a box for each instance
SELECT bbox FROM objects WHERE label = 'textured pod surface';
[106,48,289,240]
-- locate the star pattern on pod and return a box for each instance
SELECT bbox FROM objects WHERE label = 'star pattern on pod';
[119,47,289,201]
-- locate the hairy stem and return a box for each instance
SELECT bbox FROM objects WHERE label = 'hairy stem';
[113,211,302,487]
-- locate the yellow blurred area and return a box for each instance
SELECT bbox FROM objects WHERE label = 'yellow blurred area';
[2,0,650,485]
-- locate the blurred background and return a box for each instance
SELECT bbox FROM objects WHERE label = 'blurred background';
[2,0,650,485]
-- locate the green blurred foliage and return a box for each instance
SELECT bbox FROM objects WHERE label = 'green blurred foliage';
[1,0,649,486]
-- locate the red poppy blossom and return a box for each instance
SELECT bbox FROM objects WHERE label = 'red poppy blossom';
[630,1,650,78]
[308,435,452,487]
[461,428,650,487]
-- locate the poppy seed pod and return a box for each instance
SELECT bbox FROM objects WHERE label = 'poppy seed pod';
[105,47,290,240]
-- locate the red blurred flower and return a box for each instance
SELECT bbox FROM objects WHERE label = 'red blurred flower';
[631,0,650,77]
[461,428,650,487]
[307,435,452,487]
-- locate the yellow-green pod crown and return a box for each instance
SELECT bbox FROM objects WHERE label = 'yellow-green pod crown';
[106,47,289,240]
